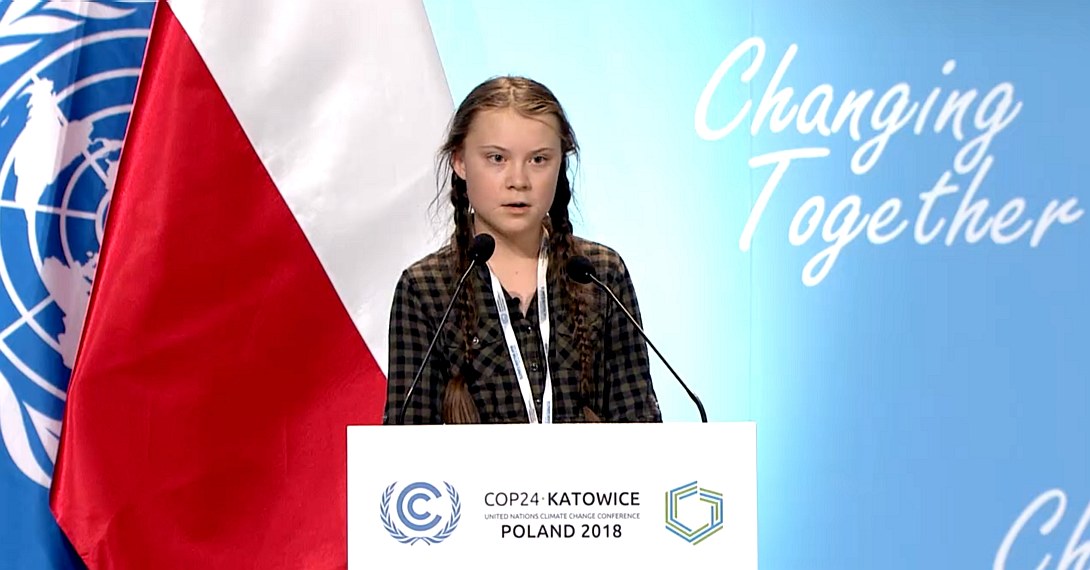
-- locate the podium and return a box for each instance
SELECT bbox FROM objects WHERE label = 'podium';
[347,422,757,568]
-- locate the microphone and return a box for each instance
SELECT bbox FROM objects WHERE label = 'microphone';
[396,233,495,424]
[566,255,708,423]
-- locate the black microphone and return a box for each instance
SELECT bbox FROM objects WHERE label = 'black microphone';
[396,233,495,424]
[566,255,708,423]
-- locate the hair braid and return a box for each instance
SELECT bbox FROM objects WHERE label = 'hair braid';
[548,164,600,422]
[442,174,481,423]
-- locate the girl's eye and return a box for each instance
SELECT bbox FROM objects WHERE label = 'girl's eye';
[531,155,549,165]
[487,154,505,163]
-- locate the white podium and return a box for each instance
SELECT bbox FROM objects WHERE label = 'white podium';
[347,422,757,569]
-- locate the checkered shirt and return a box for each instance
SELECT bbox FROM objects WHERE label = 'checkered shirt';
[384,236,662,424]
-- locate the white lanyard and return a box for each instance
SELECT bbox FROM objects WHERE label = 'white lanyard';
[487,237,552,424]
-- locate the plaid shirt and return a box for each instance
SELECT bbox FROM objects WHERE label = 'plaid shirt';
[384,236,662,424]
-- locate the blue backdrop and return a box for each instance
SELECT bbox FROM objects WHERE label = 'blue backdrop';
[423,1,1088,568]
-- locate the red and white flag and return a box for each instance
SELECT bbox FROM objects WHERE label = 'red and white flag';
[50,0,451,567]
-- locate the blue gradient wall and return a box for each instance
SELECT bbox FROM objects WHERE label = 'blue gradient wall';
[424,1,1090,568]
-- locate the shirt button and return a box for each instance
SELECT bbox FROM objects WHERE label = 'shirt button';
[529,361,540,372]
[471,336,480,347]
[524,325,533,333]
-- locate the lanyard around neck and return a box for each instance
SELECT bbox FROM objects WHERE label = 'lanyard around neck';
[486,237,552,424]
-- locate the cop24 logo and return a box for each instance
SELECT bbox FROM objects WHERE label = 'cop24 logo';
[379,481,461,545]
[0,2,149,487]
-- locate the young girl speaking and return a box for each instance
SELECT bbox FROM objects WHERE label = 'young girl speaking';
[385,76,661,424]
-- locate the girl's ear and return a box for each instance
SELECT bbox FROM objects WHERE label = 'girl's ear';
[453,150,467,180]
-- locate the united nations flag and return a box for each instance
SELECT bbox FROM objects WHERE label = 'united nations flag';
[0,3,152,568]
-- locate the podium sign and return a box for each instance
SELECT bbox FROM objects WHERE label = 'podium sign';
[347,422,757,568]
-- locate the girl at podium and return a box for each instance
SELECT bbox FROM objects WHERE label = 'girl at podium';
[385,76,661,425]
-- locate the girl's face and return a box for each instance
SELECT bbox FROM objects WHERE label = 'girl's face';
[453,108,563,246]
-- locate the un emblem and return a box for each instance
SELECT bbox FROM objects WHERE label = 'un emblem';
[379,481,461,545]
[665,481,725,545]
[0,3,150,487]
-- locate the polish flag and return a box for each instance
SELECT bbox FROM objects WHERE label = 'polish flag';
[49,1,451,567]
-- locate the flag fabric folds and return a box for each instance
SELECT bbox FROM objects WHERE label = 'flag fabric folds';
[50,1,451,567]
